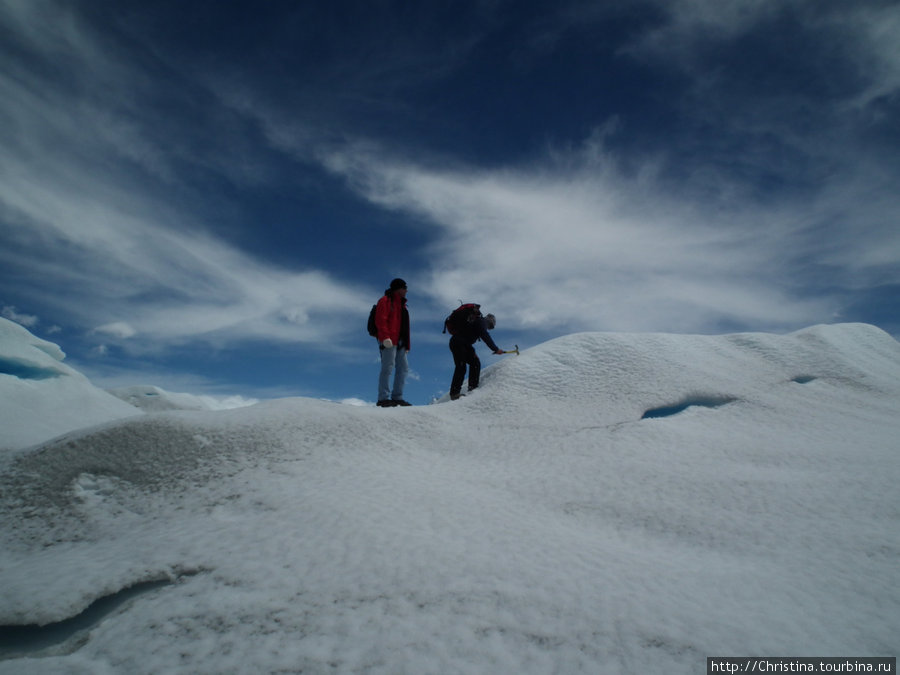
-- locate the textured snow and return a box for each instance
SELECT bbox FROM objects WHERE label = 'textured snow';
[1,322,899,673]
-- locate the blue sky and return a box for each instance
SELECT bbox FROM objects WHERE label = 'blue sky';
[1,0,898,405]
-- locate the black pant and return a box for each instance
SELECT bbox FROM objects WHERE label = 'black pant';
[449,337,480,396]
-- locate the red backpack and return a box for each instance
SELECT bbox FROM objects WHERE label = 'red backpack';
[443,303,481,335]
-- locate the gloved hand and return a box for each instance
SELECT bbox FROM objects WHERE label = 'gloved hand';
[382,339,393,348]
[494,350,504,354]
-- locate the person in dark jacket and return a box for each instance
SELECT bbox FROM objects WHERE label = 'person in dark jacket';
[374,278,412,407]
[448,310,502,400]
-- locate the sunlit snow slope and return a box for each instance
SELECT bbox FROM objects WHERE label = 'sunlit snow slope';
[1,323,898,673]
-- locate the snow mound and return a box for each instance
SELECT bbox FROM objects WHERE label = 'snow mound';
[107,385,258,412]
[478,322,900,419]
[0,318,141,452]
[1,323,898,673]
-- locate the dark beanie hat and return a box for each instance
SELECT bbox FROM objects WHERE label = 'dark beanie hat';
[389,278,407,290]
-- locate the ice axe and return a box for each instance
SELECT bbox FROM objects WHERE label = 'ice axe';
[498,344,519,355]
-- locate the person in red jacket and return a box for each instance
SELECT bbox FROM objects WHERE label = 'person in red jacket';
[374,278,411,407]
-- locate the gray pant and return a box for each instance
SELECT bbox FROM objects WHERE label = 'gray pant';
[378,345,408,402]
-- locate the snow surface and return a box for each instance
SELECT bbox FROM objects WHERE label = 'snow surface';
[1,321,899,673]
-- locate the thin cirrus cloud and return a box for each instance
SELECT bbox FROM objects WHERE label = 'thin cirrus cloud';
[2,181,371,352]
[317,139,836,335]
[0,110,370,351]
[303,0,900,337]
[0,1,373,354]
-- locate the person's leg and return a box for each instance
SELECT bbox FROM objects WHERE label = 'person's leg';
[449,339,467,398]
[391,348,409,401]
[467,348,481,391]
[378,346,396,403]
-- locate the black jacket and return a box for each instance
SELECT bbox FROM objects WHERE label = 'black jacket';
[451,315,499,352]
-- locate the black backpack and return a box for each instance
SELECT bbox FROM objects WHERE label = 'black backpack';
[443,303,481,335]
[366,304,378,337]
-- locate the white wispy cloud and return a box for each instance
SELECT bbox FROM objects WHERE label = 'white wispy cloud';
[222,0,899,338]
[2,0,897,367]
[319,137,841,334]
[628,0,900,123]
[94,322,137,339]
[1,306,38,327]
[0,0,374,354]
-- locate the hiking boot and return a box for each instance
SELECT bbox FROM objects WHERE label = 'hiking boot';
[377,400,397,407]
[449,392,465,401]
[392,399,412,407]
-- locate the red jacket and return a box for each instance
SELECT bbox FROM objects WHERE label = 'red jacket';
[375,292,410,350]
